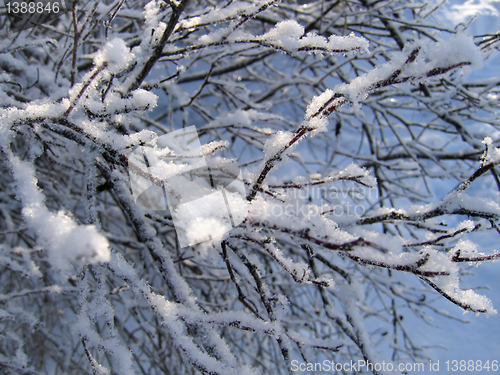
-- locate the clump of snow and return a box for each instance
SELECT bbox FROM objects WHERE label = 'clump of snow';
[258,20,368,55]
[94,38,135,74]
[111,89,157,112]
[454,289,496,315]
[401,33,483,76]
[262,130,295,161]
[456,220,476,232]
[327,33,370,53]
[260,20,304,51]
[8,156,110,274]
[306,89,333,118]
[309,173,321,180]
[83,89,157,116]
[143,0,164,27]
[451,240,479,261]
[306,116,329,135]
[124,129,157,148]
[0,72,11,82]
[2,101,67,123]
[199,27,232,45]
[437,277,497,315]
[448,192,500,218]
[418,248,456,275]
[172,188,248,250]
[336,163,377,187]
[481,136,500,165]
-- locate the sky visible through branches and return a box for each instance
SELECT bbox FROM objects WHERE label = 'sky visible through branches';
[1,0,500,374]
[397,0,500,368]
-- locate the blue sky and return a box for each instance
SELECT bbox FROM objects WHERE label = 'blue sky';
[413,1,500,373]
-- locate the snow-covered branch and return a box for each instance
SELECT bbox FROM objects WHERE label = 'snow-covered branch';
[1,0,500,374]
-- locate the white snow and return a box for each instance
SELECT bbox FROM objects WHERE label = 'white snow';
[307,33,483,111]
[481,136,500,165]
[7,155,110,274]
[259,20,304,51]
[93,38,135,74]
[262,130,295,161]
[305,89,334,118]
[258,20,369,55]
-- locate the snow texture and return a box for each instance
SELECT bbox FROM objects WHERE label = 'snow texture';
[1,1,499,374]
[7,155,110,274]
[93,38,136,74]
[258,20,369,55]
[308,33,483,111]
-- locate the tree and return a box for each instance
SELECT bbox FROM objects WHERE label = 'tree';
[1,0,500,374]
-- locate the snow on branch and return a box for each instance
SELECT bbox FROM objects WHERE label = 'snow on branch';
[357,157,500,228]
[2,1,500,373]
[178,0,280,31]
[247,34,483,202]
[255,20,369,55]
[109,251,261,375]
[168,23,369,58]
[420,276,496,314]
[306,33,482,119]
[239,33,497,317]
[268,163,376,189]
[4,154,110,274]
